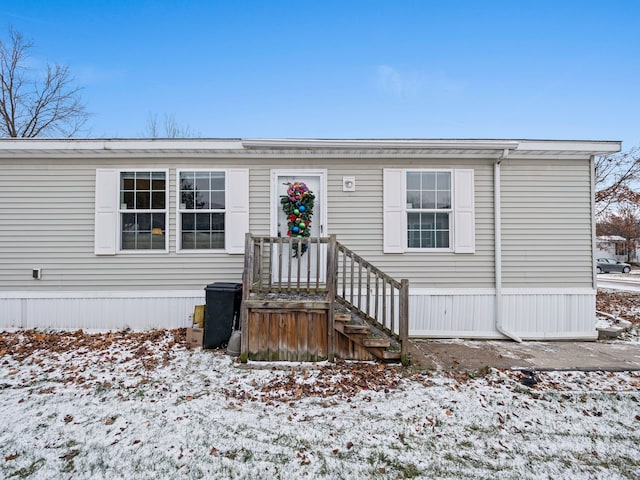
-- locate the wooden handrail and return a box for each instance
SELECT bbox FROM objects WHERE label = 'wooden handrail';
[334,242,408,364]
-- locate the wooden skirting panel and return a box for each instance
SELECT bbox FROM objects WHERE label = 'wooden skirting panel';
[246,305,329,361]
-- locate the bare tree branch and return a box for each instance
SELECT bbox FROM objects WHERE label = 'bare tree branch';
[595,147,640,217]
[145,112,160,138]
[0,25,89,138]
[596,189,640,263]
[143,112,198,138]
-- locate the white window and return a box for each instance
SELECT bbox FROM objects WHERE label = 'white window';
[383,168,475,254]
[178,170,226,250]
[95,167,248,255]
[119,171,168,251]
[406,171,452,249]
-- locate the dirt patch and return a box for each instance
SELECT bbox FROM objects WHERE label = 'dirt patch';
[597,290,640,326]
[0,329,186,364]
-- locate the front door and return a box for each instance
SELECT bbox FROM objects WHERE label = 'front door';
[271,170,327,283]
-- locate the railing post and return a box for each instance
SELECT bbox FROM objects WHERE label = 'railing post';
[326,234,337,362]
[254,238,262,292]
[239,233,254,363]
[399,278,410,366]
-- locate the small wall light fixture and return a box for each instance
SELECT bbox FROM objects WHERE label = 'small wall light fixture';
[343,176,356,192]
[32,268,41,280]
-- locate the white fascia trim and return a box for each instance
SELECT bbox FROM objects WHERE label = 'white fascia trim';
[515,140,621,154]
[243,139,520,150]
[0,139,244,151]
[0,290,205,300]
[0,138,620,157]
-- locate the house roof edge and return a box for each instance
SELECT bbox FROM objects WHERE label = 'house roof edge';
[0,137,622,157]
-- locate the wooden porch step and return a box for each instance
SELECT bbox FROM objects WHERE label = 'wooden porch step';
[334,321,399,362]
[366,347,402,361]
[342,324,371,334]
[361,337,391,348]
[335,313,351,322]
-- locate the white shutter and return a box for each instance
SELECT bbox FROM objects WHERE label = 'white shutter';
[225,168,249,254]
[453,169,475,253]
[94,169,118,255]
[383,169,404,253]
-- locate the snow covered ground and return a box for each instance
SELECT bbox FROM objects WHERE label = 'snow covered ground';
[1,330,639,479]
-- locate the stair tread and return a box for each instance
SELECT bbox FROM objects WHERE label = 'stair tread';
[343,324,371,334]
[362,337,391,348]
[366,347,402,360]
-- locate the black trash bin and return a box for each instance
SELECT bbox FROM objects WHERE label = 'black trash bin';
[203,282,242,349]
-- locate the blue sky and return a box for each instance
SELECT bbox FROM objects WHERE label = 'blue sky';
[3,1,639,148]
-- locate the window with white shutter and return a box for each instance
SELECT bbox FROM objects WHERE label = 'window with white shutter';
[95,168,249,255]
[383,168,475,254]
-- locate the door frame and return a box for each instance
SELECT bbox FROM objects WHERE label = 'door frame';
[269,169,328,238]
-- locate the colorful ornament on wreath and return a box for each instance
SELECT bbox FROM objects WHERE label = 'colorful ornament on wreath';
[280,181,315,257]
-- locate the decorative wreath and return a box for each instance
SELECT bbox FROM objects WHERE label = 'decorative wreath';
[280,181,315,257]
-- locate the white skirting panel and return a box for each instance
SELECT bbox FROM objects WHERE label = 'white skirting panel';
[0,291,205,331]
[409,288,597,340]
[409,289,496,338]
[501,288,597,340]
[1,288,597,339]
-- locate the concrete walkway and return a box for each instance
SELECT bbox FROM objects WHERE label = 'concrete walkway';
[409,339,640,372]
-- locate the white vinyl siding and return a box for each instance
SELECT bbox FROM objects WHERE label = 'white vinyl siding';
[0,158,493,291]
[0,158,490,292]
[501,159,593,288]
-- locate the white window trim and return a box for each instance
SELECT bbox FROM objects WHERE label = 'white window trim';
[404,168,454,253]
[383,167,475,254]
[176,169,226,253]
[116,168,170,254]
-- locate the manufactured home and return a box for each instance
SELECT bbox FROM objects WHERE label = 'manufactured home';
[0,138,621,340]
